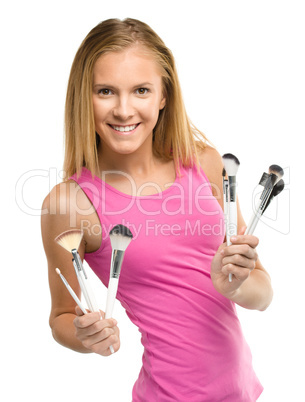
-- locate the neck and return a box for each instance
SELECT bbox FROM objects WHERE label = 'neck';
[97,141,158,178]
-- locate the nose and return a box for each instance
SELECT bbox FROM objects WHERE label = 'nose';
[112,94,134,121]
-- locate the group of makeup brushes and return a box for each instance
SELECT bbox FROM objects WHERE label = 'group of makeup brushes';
[55,224,133,353]
[222,153,284,281]
[54,155,285,339]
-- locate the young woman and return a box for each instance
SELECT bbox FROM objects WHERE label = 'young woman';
[41,18,273,401]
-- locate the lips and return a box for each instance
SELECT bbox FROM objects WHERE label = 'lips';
[109,123,140,133]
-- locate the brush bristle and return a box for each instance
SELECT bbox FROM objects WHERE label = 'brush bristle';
[222,153,240,176]
[263,179,285,213]
[272,179,285,197]
[109,224,133,251]
[54,229,83,252]
[269,164,284,179]
[55,268,61,275]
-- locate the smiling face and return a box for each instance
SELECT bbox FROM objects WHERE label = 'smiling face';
[92,46,166,158]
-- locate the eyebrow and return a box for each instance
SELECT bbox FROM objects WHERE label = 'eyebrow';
[93,82,154,89]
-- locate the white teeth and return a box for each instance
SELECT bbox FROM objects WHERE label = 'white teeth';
[111,124,137,132]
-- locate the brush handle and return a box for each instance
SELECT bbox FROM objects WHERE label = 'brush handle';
[57,271,87,315]
[73,254,99,312]
[79,270,99,312]
[245,188,271,236]
[245,210,262,235]
[105,277,119,319]
[105,277,119,355]
[73,261,94,312]
[223,179,228,217]
[227,202,237,244]
[246,184,275,234]
[227,201,237,282]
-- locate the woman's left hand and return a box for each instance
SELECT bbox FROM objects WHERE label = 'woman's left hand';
[211,226,259,297]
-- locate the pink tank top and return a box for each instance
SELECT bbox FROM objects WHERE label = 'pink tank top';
[70,165,263,401]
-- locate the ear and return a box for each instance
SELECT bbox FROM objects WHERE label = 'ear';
[159,96,166,110]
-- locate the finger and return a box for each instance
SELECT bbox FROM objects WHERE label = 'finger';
[238,226,247,235]
[74,310,102,329]
[109,335,120,354]
[222,254,256,271]
[230,234,259,249]
[222,264,251,281]
[101,323,120,355]
[75,314,117,333]
[221,244,258,260]
[75,319,118,345]
[75,305,87,317]
[100,332,121,356]
[82,326,117,347]
[85,332,120,355]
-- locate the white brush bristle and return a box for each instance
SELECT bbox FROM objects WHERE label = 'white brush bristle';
[222,154,240,176]
[109,224,133,251]
[110,232,132,251]
[55,268,61,275]
[54,229,83,252]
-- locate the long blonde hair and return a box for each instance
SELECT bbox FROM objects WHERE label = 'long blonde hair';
[64,18,208,179]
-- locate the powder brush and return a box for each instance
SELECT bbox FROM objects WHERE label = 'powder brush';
[105,224,133,320]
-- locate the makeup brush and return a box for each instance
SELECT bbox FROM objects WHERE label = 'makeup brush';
[222,153,240,282]
[55,267,116,354]
[246,179,285,235]
[55,229,98,312]
[245,165,284,235]
[105,224,133,320]
[55,268,87,314]
[262,179,285,214]
[259,165,284,208]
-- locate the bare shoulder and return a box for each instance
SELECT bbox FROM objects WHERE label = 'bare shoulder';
[197,145,223,203]
[42,180,95,218]
[41,180,99,255]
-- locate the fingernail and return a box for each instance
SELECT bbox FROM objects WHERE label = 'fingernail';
[230,236,237,242]
[113,319,118,326]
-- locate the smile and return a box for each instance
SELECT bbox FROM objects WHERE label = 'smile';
[109,123,140,133]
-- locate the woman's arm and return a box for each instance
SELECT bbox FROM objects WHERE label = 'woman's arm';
[41,181,120,355]
[199,145,273,311]
[211,206,273,311]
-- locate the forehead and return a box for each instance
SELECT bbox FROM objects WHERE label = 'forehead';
[93,45,163,83]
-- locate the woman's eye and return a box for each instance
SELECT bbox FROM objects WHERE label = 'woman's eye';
[136,88,149,95]
[98,89,112,95]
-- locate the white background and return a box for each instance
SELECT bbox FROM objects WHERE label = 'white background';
[1,0,304,401]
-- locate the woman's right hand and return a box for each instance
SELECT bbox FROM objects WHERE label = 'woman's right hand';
[73,306,120,356]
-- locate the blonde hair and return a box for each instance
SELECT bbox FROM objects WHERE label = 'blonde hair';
[64,18,208,179]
